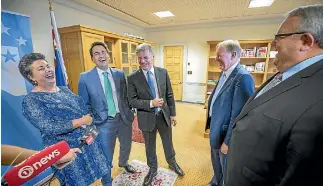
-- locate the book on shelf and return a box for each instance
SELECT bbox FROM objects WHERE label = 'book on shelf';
[241,62,265,72]
[207,79,218,85]
[241,47,268,57]
[255,62,265,72]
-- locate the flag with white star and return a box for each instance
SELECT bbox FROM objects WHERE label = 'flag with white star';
[1,11,34,95]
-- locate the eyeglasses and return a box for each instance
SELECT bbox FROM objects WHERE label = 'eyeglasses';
[274,32,306,40]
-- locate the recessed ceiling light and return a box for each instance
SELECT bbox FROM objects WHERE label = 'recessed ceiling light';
[248,0,275,8]
[153,11,174,18]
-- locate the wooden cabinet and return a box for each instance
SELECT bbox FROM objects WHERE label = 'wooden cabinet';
[115,40,139,76]
[204,39,274,137]
[58,25,154,94]
[81,32,105,71]
[104,37,117,68]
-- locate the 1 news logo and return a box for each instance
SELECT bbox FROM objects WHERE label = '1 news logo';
[17,149,61,179]
[18,166,34,179]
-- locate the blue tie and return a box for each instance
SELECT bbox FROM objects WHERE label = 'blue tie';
[147,71,158,113]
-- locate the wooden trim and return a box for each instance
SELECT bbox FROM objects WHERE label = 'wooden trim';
[58,25,155,45]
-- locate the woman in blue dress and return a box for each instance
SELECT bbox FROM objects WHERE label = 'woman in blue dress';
[19,53,111,186]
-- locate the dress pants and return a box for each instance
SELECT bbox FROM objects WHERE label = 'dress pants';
[142,112,176,171]
[210,148,226,186]
[97,114,133,186]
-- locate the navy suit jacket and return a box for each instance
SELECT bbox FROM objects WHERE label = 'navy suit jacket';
[207,64,254,149]
[78,68,134,126]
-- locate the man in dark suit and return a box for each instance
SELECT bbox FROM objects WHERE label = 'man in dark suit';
[225,4,323,186]
[127,43,184,186]
[78,42,135,186]
[206,40,254,186]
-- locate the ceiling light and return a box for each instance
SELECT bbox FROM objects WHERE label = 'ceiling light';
[248,0,275,8]
[153,11,174,18]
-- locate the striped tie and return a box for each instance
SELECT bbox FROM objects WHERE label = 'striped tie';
[256,73,283,98]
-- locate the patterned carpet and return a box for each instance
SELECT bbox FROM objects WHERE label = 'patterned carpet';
[113,159,177,186]
[52,103,212,186]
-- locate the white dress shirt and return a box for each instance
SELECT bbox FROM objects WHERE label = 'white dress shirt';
[209,62,239,117]
[142,67,160,109]
[96,67,120,113]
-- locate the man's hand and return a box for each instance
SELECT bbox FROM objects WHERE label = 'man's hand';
[152,98,164,107]
[170,116,177,126]
[54,148,81,169]
[220,143,228,155]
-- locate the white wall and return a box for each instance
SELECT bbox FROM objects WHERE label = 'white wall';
[2,0,146,66]
[147,23,280,102]
[2,0,281,103]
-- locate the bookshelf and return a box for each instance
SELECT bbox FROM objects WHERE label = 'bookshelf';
[204,39,277,137]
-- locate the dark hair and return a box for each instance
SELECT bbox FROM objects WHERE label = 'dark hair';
[89,41,109,57]
[18,53,47,86]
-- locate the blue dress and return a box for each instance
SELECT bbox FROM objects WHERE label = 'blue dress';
[22,86,111,186]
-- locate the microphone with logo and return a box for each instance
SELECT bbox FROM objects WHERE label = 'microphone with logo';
[2,141,70,186]
[79,125,100,150]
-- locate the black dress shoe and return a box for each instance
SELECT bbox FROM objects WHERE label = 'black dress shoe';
[169,163,185,176]
[121,164,136,173]
[143,170,157,186]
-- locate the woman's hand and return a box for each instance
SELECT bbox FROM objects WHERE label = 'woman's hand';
[72,114,93,128]
[54,148,81,169]
[82,114,93,125]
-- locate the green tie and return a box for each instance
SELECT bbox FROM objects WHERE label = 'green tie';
[103,72,117,117]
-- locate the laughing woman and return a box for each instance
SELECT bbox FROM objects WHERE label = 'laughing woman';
[19,53,111,186]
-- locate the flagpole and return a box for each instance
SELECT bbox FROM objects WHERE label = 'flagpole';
[48,0,68,86]
[48,0,63,57]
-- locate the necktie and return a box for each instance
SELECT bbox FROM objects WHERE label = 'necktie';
[209,73,227,116]
[256,73,283,98]
[103,72,117,117]
[147,71,158,113]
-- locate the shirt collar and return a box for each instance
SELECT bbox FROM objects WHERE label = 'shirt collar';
[223,62,239,77]
[282,54,323,81]
[96,67,111,76]
[142,67,155,75]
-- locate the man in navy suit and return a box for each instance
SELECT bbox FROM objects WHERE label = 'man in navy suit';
[207,40,254,186]
[78,42,135,186]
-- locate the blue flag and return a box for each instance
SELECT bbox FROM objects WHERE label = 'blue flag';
[1,10,52,185]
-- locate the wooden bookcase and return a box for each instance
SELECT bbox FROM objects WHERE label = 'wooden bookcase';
[204,39,276,137]
[58,25,154,94]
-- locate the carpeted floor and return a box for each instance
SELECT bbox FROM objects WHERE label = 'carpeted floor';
[53,102,212,186]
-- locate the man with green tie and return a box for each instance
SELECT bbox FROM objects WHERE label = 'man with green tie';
[78,42,135,186]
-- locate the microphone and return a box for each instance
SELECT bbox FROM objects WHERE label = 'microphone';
[3,141,70,186]
[79,125,100,149]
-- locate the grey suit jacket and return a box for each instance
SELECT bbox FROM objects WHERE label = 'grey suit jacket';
[225,59,323,186]
[78,67,134,126]
[127,67,176,132]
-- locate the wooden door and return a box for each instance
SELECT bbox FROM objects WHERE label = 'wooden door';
[81,32,104,71]
[163,46,183,100]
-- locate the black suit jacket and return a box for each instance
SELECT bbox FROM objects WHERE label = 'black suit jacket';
[225,59,323,186]
[127,67,176,132]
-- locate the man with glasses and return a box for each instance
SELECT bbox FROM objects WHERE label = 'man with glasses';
[78,42,135,186]
[225,4,323,186]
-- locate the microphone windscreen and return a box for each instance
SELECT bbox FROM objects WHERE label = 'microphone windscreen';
[4,141,70,186]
